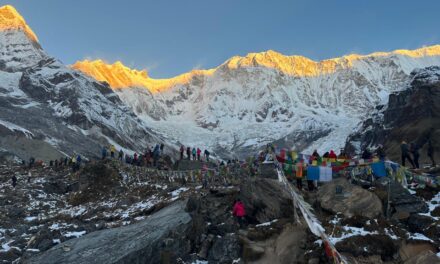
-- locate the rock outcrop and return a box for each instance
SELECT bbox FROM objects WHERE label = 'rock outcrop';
[317,178,383,219]
[346,66,439,162]
[25,201,192,264]
[240,178,294,223]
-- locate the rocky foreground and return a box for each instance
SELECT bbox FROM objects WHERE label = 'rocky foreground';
[0,160,439,263]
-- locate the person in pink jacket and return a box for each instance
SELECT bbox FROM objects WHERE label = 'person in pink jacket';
[233,199,246,228]
[197,148,202,161]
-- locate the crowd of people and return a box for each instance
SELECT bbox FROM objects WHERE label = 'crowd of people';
[179,145,211,162]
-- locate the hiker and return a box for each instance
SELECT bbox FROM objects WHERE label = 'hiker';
[376,145,386,160]
[186,147,191,160]
[73,154,81,172]
[410,142,420,169]
[101,146,107,160]
[153,144,160,166]
[312,150,320,159]
[192,148,197,161]
[328,150,337,160]
[29,157,35,168]
[296,162,304,190]
[64,157,68,166]
[204,149,210,162]
[49,160,54,167]
[428,139,436,167]
[160,144,164,154]
[110,145,116,158]
[361,148,372,160]
[118,149,124,161]
[401,141,415,168]
[180,145,184,160]
[11,175,17,188]
[232,199,246,228]
[197,148,202,161]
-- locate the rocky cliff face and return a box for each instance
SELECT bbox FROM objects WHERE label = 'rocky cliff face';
[0,5,165,161]
[345,66,440,162]
[74,47,440,158]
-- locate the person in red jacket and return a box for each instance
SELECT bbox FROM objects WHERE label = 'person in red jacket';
[233,199,246,228]
[328,150,337,160]
[197,148,202,161]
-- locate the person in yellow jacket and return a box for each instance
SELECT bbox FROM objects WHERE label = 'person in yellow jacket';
[110,145,117,158]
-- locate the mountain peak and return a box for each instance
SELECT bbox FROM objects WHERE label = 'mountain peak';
[72,59,150,89]
[0,5,38,42]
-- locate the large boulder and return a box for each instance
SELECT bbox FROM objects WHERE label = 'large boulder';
[207,234,241,264]
[379,181,429,215]
[24,201,192,264]
[317,178,383,219]
[399,241,438,262]
[403,250,440,264]
[335,235,397,261]
[240,178,294,223]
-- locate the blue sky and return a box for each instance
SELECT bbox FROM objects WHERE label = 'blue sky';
[5,0,440,78]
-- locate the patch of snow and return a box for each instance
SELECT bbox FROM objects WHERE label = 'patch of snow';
[52,239,61,244]
[24,216,37,222]
[329,226,378,244]
[63,231,86,238]
[256,219,278,227]
[171,187,189,197]
[408,232,433,242]
[0,119,34,138]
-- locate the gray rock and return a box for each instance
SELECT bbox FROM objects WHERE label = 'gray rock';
[208,234,240,264]
[317,178,383,219]
[25,201,191,264]
[404,250,440,264]
[240,178,294,223]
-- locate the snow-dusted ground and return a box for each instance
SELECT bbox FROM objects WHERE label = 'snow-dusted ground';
[0,162,195,262]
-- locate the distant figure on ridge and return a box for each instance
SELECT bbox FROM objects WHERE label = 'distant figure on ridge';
[191,147,196,160]
[197,148,202,161]
[118,149,124,161]
[180,145,184,160]
[186,147,191,160]
[110,145,116,158]
[101,146,107,160]
[376,145,386,160]
[204,149,210,162]
[410,142,420,169]
[400,141,415,168]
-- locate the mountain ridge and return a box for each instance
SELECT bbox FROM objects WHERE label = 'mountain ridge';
[72,45,440,93]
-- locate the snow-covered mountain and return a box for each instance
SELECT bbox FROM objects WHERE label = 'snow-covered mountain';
[0,5,164,161]
[73,46,440,157]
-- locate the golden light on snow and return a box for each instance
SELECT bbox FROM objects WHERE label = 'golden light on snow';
[0,5,39,42]
[71,60,215,93]
[72,45,440,93]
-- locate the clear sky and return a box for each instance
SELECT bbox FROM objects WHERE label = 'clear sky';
[5,0,440,78]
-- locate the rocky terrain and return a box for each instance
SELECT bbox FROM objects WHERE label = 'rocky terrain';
[346,66,439,161]
[0,5,166,163]
[0,159,439,263]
